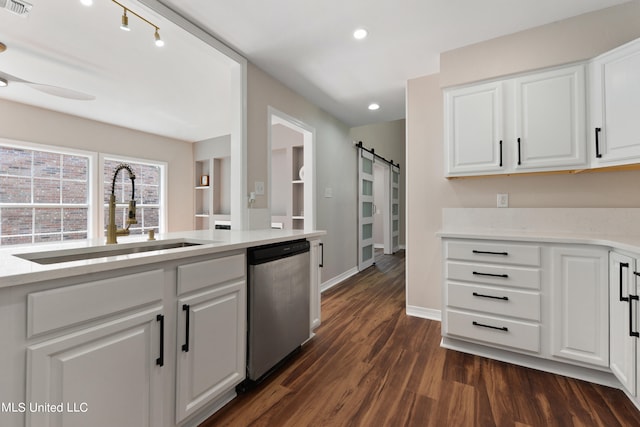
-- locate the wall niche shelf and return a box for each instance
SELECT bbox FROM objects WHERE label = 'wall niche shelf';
[194,137,232,230]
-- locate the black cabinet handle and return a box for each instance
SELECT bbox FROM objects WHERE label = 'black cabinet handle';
[620,263,630,302]
[595,127,602,158]
[472,250,508,256]
[473,321,508,332]
[156,314,164,367]
[629,295,639,338]
[473,271,509,278]
[319,242,324,268]
[182,304,190,352]
[517,138,522,165]
[499,140,503,167]
[473,292,509,301]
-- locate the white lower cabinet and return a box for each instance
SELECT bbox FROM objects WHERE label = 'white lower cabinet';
[443,239,611,371]
[443,240,542,355]
[550,246,609,367]
[175,254,246,424]
[610,251,638,397]
[26,269,166,427]
[27,307,165,427]
[309,238,322,331]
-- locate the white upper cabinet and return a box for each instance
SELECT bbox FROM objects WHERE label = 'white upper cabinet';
[445,81,504,176]
[590,38,640,166]
[444,64,587,177]
[513,65,587,171]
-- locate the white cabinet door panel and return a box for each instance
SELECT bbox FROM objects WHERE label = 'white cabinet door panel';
[550,247,608,367]
[609,252,637,395]
[27,307,164,427]
[590,38,640,165]
[445,81,504,176]
[176,280,246,423]
[514,65,586,170]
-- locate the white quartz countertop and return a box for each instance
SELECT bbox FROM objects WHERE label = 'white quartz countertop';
[438,208,640,255]
[0,229,326,289]
[437,229,640,254]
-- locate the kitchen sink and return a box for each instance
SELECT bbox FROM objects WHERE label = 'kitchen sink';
[15,239,207,265]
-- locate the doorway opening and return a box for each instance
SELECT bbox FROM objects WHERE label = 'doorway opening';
[268,107,316,231]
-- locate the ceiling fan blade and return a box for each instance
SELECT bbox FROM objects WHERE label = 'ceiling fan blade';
[23,82,96,101]
[0,70,95,101]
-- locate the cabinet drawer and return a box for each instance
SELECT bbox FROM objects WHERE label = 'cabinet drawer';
[28,269,164,338]
[445,240,540,266]
[446,261,540,290]
[178,253,245,295]
[447,282,540,321]
[445,309,540,353]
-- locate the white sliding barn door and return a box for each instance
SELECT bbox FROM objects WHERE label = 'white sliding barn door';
[391,165,400,253]
[358,149,375,271]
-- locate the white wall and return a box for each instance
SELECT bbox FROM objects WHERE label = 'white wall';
[0,98,194,232]
[247,63,357,284]
[405,1,640,315]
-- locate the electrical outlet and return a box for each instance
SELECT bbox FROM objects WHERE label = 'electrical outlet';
[255,181,265,195]
[497,193,509,208]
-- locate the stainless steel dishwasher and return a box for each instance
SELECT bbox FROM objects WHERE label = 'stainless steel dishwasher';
[247,239,310,381]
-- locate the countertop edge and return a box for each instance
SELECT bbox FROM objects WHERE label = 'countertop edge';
[0,230,326,289]
[437,230,640,255]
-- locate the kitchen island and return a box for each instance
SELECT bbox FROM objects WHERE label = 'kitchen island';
[0,228,325,427]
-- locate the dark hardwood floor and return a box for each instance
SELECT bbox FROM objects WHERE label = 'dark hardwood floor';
[201,250,640,427]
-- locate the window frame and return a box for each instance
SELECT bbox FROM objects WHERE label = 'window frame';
[0,137,97,245]
[99,153,168,237]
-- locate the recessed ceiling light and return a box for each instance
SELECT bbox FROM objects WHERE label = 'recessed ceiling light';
[368,103,380,111]
[353,28,368,40]
[80,0,93,6]
[0,77,8,87]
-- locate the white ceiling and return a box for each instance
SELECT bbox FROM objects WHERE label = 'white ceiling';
[160,0,631,126]
[0,0,632,141]
[0,0,235,142]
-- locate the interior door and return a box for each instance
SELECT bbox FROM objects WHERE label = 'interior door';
[358,149,375,271]
[391,165,400,253]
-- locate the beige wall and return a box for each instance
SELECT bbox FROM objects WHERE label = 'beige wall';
[406,2,640,314]
[0,99,194,233]
[247,63,357,283]
[350,119,406,247]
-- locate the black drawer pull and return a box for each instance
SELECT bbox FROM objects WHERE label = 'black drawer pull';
[620,262,630,302]
[473,292,509,301]
[595,127,602,158]
[517,137,522,165]
[156,314,164,367]
[473,321,508,332]
[473,271,509,278]
[499,140,503,167]
[472,250,508,256]
[182,304,190,352]
[630,295,639,338]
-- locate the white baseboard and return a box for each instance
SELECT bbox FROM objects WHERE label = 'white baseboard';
[320,266,358,293]
[406,305,441,321]
[399,244,406,250]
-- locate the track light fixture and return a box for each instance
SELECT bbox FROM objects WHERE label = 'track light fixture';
[0,77,7,87]
[110,0,164,47]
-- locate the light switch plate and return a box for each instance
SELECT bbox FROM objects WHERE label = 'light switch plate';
[255,181,265,195]
[497,193,509,208]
